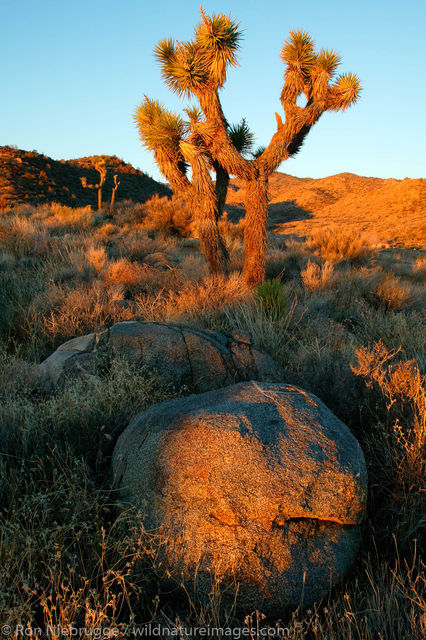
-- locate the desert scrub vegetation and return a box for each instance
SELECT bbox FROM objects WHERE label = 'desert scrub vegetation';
[306,227,373,264]
[0,199,425,637]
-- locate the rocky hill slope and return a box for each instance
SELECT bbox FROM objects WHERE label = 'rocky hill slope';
[0,146,170,208]
[1,146,424,247]
[227,172,426,247]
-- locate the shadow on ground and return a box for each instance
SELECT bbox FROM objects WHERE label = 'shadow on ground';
[225,200,313,231]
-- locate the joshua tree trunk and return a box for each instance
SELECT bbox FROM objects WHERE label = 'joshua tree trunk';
[197,209,229,274]
[110,174,120,210]
[213,162,230,220]
[97,188,102,211]
[243,173,268,286]
[191,155,229,274]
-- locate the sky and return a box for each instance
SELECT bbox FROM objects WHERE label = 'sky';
[1,0,425,182]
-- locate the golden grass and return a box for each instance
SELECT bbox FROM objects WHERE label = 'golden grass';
[306,227,373,263]
[375,273,417,310]
[301,259,335,290]
[86,245,108,272]
[104,258,148,287]
[143,193,194,237]
[0,199,424,636]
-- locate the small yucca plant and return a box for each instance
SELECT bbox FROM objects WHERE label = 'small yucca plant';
[254,278,288,320]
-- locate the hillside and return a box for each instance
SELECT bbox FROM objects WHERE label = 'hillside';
[227,172,426,248]
[1,146,424,248]
[0,146,170,208]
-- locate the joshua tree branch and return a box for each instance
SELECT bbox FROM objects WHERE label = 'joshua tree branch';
[196,90,254,180]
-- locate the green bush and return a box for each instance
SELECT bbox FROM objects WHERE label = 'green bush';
[254,278,288,320]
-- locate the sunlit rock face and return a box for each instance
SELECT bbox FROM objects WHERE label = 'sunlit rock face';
[34,321,283,393]
[112,381,367,612]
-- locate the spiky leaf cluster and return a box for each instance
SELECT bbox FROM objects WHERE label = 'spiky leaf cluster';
[280,30,361,110]
[135,97,185,156]
[194,9,241,87]
[328,73,362,110]
[228,119,255,156]
[154,9,242,99]
[155,39,210,98]
[281,30,316,76]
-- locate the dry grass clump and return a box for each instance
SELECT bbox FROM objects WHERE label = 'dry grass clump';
[96,221,118,237]
[351,342,425,550]
[178,253,209,281]
[412,256,426,279]
[86,245,108,272]
[40,282,134,347]
[265,238,309,280]
[40,202,93,229]
[0,349,173,631]
[284,549,425,640]
[218,211,245,242]
[307,227,373,263]
[352,342,425,484]
[0,215,52,258]
[114,227,180,263]
[375,272,422,310]
[301,260,335,291]
[104,257,148,287]
[143,194,194,237]
[165,273,251,326]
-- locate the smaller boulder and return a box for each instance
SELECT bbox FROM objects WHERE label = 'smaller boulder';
[33,321,284,393]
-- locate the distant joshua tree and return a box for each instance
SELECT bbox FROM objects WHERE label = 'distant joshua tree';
[135,9,361,284]
[81,156,108,211]
[110,174,120,210]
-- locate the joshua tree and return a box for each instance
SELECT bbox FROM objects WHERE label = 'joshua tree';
[110,173,120,210]
[135,100,253,274]
[81,156,108,211]
[136,9,361,284]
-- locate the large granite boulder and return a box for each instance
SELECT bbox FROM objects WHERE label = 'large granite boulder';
[112,381,367,613]
[35,321,283,392]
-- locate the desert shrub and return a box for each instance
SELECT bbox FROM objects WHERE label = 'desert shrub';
[301,260,335,291]
[178,253,209,281]
[351,342,425,481]
[41,202,93,229]
[39,280,137,348]
[165,273,250,327]
[268,238,309,279]
[374,272,420,310]
[357,305,425,364]
[218,212,245,243]
[264,248,287,280]
[351,342,425,549]
[307,227,373,263]
[86,245,108,273]
[0,351,173,629]
[0,216,51,258]
[412,255,426,280]
[143,194,194,237]
[96,222,118,237]
[279,314,363,426]
[116,229,179,262]
[104,258,147,287]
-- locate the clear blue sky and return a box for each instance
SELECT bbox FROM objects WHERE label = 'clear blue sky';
[1,0,425,181]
